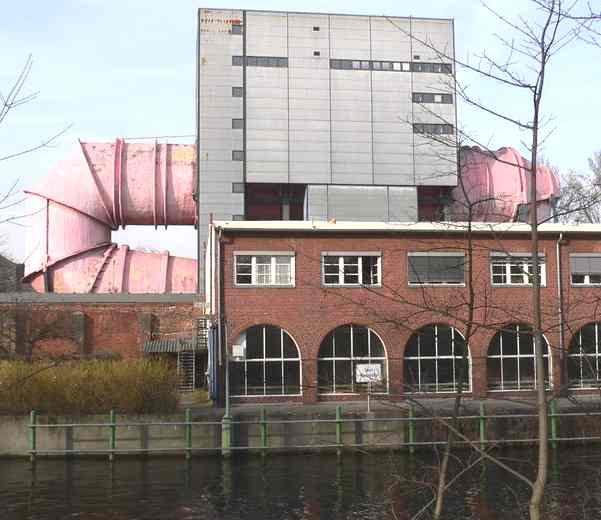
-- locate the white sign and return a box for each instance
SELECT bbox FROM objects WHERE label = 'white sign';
[355,363,382,383]
[232,344,245,360]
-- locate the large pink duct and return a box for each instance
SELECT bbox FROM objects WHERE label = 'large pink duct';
[451,146,560,222]
[24,139,198,293]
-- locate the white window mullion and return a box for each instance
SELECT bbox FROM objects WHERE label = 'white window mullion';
[251,257,257,285]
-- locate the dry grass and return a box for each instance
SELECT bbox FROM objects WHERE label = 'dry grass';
[0,359,179,415]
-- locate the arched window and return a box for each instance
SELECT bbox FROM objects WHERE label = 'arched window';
[404,324,469,393]
[317,324,388,394]
[487,324,550,391]
[568,323,601,389]
[229,325,301,396]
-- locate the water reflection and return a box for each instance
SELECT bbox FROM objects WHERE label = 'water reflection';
[1,448,601,519]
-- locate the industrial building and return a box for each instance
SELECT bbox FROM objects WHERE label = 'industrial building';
[6,8,597,406]
[196,8,458,245]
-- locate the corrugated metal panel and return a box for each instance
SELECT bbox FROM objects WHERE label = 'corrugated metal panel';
[327,185,388,221]
[305,184,328,220]
[389,186,418,221]
[143,336,207,353]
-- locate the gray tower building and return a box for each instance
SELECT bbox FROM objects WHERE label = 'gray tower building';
[196,8,457,240]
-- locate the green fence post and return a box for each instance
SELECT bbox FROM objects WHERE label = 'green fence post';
[550,400,558,450]
[109,409,116,462]
[260,407,268,455]
[408,405,416,455]
[221,415,232,457]
[335,405,343,456]
[479,402,487,449]
[185,408,192,460]
[29,410,37,463]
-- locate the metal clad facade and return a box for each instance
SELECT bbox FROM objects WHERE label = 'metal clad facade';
[198,9,457,233]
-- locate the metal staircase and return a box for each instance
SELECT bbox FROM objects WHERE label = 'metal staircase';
[176,318,210,393]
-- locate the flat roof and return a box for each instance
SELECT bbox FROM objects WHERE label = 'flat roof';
[199,7,453,23]
[212,220,601,235]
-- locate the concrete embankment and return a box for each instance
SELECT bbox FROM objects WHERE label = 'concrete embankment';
[1,397,600,458]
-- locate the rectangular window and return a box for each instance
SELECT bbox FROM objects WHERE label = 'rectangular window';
[232,56,288,68]
[322,253,381,286]
[490,254,546,286]
[313,26,320,31]
[232,150,244,161]
[413,123,455,135]
[570,254,601,285]
[232,182,245,193]
[408,253,465,285]
[411,62,453,74]
[235,253,295,286]
[232,86,244,97]
[313,50,321,57]
[413,92,453,104]
[232,118,244,129]
[231,24,242,34]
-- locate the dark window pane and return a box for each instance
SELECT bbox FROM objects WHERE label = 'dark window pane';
[520,357,535,389]
[334,326,352,357]
[246,326,262,359]
[567,356,582,387]
[502,358,519,390]
[420,359,437,392]
[405,333,419,357]
[284,361,301,394]
[318,360,333,393]
[419,326,436,357]
[229,362,245,395]
[283,332,298,358]
[319,332,334,358]
[501,327,518,355]
[437,358,454,390]
[362,256,379,285]
[580,324,597,354]
[231,24,242,34]
[519,328,534,355]
[265,361,283,394]
[487,358,502,390]
[370,331,385,357]
[335,360,353,392]
[246,362,264,395]
[437,325,453,356]
[404,360,420,391]
[265,326,281,358]
[353,326,369,357]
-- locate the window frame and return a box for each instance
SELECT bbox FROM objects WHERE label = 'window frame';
[487,324,551,392]
[567,322,601,389]
[407,252,465,286]
[317,325,389,395]
[234,252,296,287]
[229,325,302,397]
[490,253,546,287]
[570,254,601,286]
[404,324,471,394]
[321,252,382,287]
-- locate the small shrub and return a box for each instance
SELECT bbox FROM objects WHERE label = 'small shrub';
[0,359,179,415]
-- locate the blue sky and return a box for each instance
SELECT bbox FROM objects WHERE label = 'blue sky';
[1,0,600,260]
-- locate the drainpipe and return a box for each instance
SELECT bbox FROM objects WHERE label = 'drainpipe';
[217,225,232,455]
[556,232,566,393]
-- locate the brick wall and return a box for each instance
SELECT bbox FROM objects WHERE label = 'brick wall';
[220,230,601,403]
[0,301,199,359]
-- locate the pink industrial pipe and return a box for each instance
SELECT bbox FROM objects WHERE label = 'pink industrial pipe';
[451,146,560,222]
[24,139,197,293]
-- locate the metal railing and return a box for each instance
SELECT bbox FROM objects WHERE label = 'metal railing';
[27,400,601,461]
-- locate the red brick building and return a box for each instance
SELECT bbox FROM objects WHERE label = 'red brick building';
[205,221,601,404]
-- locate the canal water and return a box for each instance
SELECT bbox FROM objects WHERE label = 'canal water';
[1,447,600,519]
